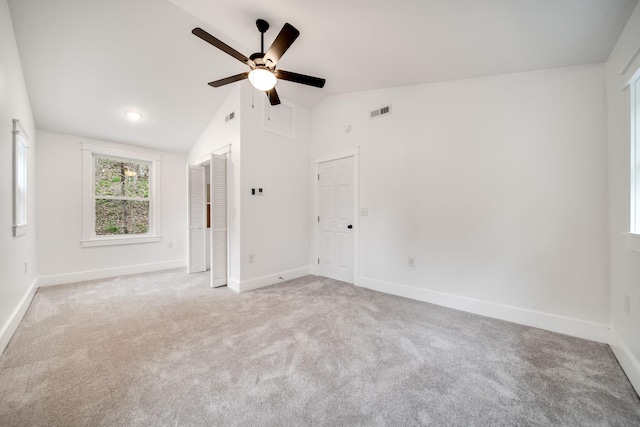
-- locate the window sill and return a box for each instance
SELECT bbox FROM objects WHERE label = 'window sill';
[13,224,27,237]
[624,232,640,253]
[81,235,162,248]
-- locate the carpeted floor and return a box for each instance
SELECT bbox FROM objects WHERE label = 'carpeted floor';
[0,270,639,426]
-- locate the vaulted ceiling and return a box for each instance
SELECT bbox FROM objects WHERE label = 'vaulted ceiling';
[8,0,638,153]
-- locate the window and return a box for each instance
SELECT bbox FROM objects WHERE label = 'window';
[631,67,640,235]
[94,156,150,235]
[81,142,162,247]
[12,119,29,237]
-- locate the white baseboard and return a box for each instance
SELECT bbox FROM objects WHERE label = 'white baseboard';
[609,328,640,395]
[236,266,311,293]
[37,259,187,287]
[358,277,610,343]
[0,278,38,356]
[228,278,240,293]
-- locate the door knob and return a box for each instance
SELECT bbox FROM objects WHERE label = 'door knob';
[347,224,353,229]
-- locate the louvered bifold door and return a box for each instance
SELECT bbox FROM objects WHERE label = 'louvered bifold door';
[211,154,228,287]
[187,165,207,273]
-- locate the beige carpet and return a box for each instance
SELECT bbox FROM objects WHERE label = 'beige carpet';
[0,269,639,426]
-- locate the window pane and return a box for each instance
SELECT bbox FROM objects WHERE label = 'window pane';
[634,77,640,232]
[95,199,149,235]
[15,137,27,225]
[94,157,150,198]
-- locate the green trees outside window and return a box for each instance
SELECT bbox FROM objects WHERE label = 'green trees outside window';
[94,157,151,235]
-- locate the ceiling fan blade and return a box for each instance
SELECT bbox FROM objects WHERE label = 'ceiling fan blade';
[266,88,281,105]
[263,23,300,68]
[192,27,255,68]
[208,72,249,87]
[275,70,326,88]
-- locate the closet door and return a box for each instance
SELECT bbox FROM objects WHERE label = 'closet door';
[318,156,354,283]
[211,154,227,287]
[187,165,207,273]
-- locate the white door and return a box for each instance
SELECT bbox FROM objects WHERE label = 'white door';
[210,154,227,287]
[187,165,207,273]
[318,157,354,283]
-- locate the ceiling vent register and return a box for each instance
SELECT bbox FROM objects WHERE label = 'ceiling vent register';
[370,105,391,119]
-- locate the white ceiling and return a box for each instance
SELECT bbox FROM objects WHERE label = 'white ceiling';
[8,0,638,154]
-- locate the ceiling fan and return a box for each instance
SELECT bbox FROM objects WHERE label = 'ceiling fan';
[192,19,326,106]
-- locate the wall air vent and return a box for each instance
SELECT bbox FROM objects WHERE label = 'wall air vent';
[370,105,392,119]
[225,111,236,123]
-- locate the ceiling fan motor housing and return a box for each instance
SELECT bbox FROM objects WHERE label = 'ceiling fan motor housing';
[249,52,271,69]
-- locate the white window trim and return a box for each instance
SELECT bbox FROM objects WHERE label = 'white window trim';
[81,141,162,247]
[631,66,640,236]
[13,119,29,237]
[626,63,640,253]
[624,232,640,253]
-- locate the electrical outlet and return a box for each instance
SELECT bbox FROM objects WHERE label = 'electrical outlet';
[248,254,254,264]
[24,262,27,274]
[360,208,368,216]
[624,295,630,315]
[408,257,415,268]
[168,242,173,249]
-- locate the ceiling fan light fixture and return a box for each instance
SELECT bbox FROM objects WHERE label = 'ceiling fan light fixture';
[125,110,142,121]
[248,68,277,91]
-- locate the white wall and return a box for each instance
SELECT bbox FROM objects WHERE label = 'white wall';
[36,130,187,284]
[605,2,640,393]
[0,0,37,353]
[188,84,312,291]
[238,85,311,290]
[311,64,610,341]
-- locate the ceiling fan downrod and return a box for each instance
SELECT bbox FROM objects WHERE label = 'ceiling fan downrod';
[256,19,269,54]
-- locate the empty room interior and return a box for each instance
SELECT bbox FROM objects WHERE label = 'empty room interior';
[2,0,640,424]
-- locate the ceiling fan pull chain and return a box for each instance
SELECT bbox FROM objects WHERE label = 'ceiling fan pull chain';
[251,83,255,109]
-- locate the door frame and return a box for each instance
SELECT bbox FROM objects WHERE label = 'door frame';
[312,148,360,285]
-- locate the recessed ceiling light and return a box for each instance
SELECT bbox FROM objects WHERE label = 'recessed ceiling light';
[125,111,142,121]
